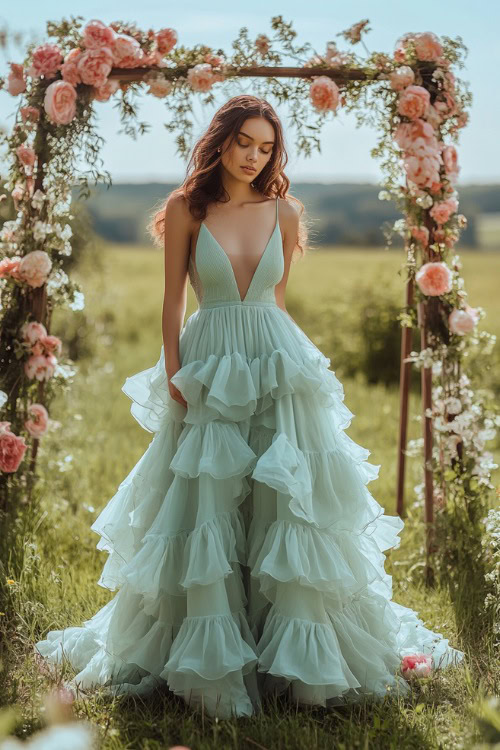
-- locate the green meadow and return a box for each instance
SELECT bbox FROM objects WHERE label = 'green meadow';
[2,242,499,749]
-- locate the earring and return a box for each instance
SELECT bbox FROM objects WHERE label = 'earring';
[217,147,221,152]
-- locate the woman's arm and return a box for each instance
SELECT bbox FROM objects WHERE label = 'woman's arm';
[162,194,192,402]
[274,198,300,322]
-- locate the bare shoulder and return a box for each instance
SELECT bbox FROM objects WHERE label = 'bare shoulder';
[277,196,300,238]
[164,191,194,230]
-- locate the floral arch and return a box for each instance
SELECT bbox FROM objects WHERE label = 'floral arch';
[0,16,498,607]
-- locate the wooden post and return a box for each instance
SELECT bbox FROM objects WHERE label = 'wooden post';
[396,269,414,518]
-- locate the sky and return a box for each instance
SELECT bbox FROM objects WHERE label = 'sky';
[1,0,499,185]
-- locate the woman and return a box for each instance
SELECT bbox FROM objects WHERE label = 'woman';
[35,94,464,719]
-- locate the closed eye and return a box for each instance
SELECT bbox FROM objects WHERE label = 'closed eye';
[238,140,272,155]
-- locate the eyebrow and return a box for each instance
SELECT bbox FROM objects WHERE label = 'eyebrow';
[238,130,275,145]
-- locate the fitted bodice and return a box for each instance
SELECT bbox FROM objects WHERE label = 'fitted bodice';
[188,197,284,308]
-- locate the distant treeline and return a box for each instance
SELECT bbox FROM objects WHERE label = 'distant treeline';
[76,182,500,248]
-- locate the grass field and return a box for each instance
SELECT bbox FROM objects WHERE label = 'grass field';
[2,243,499,749]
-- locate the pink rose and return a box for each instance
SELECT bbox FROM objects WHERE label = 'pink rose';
[425,104,443,130]
[0,256,22,280]
[28,43,63,78]
[20,106,40,124]
[18,250,52,288]
[83,19,116,50]
[111,34,142,66]
[404,154,441,189]
[24,353,57,382]
[410,226,429,246]
[187,63,216,92]
[415,261,452,296]
[401,653,434,679]
[21,320,48,347]
[77,47,113,87]
[397,85,430,120]
[393,118,436,151]
[7,62,26,96]
[255,34,271,55]
[448,306,479,335]
[147,78,173,98]
[309,76,340,112]
[40,334,62,356]
[155,28,177,55]
[394,32,417,62]
[61,48,83,86]
[44,80,77,125]
[413,32,443,62]
[92,79,120,102]
[389,65,415,91]
[25,403,49,438]
[429,197,458,225]
[16,144,36,168]
[441,145,459,176]
[0,425,27,473]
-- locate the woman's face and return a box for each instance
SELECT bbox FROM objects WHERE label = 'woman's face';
[220,116,275,185]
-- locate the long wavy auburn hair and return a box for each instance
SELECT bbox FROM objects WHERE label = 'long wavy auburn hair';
[147,94,311,260]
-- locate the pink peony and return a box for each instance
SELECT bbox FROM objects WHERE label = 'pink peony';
[82,19,116,50]
[410,225,429,246]
[44,80,77,125]
[155,28,177,55]
[24,353,57,382]
[7,62,26,96]
[0,256,22,280]
[187,63,216,92]
[77,47,113,87]
[397,85,430,120]
[93,79,120,102]
[401,653,434,679]
[415,261,453,296]
[61,48,83,86]
[16,144,36,168]
[309,76,340,112]
[21,320,48,347]
[429,197,458,225]
[20,106,40,124]
[255,34,271,55]
[0,424,27,473]
[449,306,479,335]
[28,43,63,78]
[413,32,443,62]
[18,250,52,288]
[389,65,415,91]
[25,403,49,438]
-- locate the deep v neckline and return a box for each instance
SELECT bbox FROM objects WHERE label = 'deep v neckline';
[199,197,280,303]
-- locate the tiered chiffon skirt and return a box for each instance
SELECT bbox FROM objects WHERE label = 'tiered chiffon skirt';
[35,302,465,717]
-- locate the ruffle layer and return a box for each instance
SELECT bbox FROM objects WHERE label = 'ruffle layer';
[122,508,247,598]
[169,349,345,425]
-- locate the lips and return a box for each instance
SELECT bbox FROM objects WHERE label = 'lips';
[241,166,256,173]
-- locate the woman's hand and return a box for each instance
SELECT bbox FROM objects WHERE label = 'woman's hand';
[166,366,187,408]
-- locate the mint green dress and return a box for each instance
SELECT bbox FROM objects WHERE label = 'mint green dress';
[35,197,464,718]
